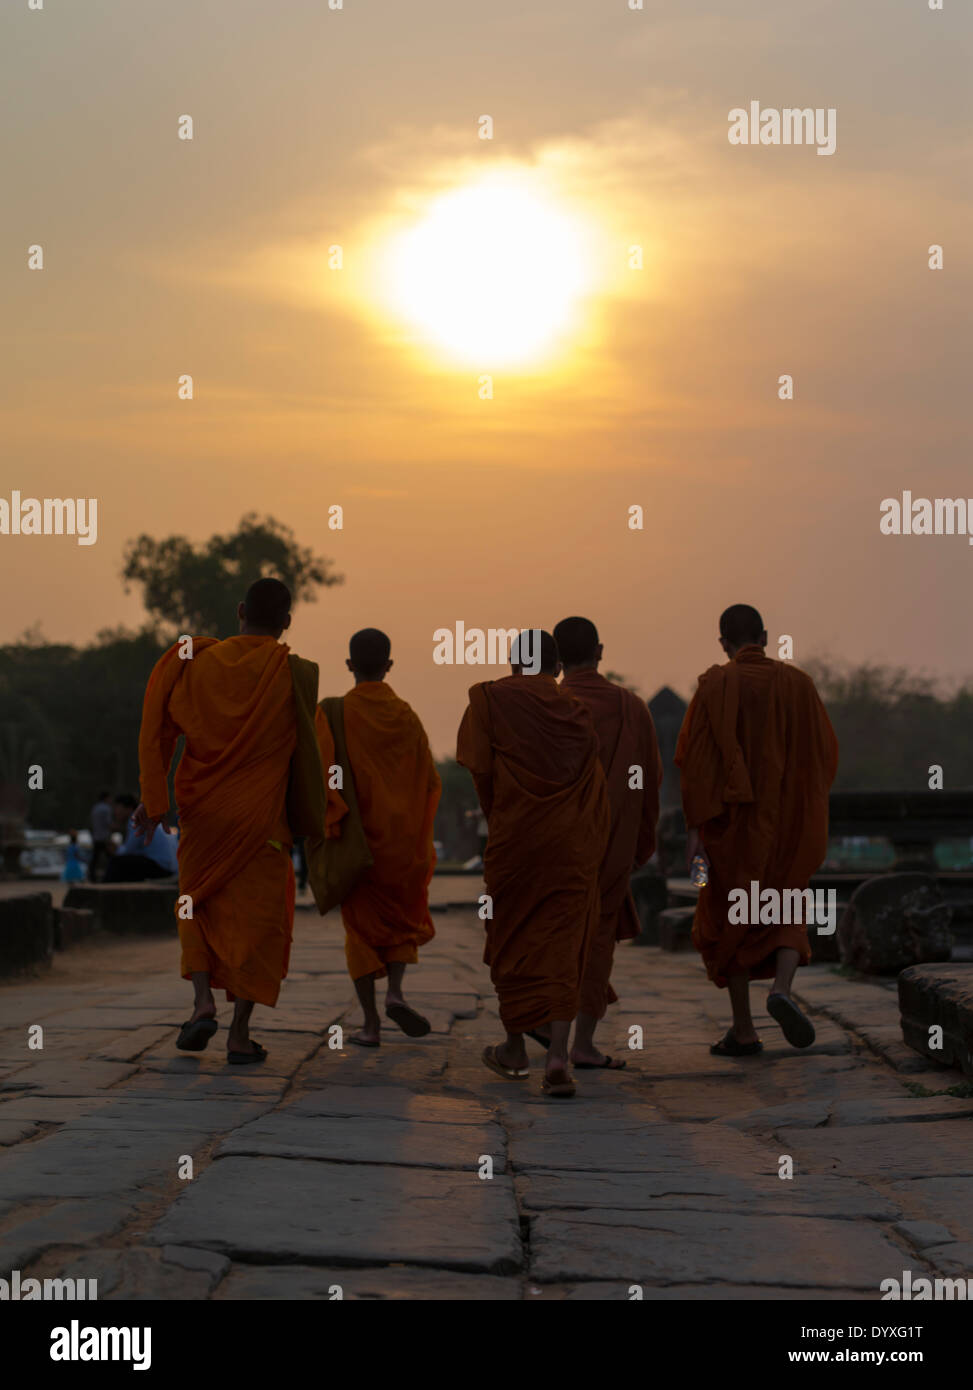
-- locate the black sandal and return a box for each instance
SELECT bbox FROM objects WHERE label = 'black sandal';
[227,1040,268,1065]
[767,993,816,1049]
[176,1018,217,1052]
[710,1029,763,1057]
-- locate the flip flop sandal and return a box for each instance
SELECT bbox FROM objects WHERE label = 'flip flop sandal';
[385,1002,431,1038]
[710,1029,763,1057]
[542,1069,576,1098]
[526,1029,551,1049]
[574,1054,627,1070]
[347,1034,380,1048]
[176,1018,218,1052]
[767,993,816,1048]
[227,1040,268,1065]
[481,1045,528,1081]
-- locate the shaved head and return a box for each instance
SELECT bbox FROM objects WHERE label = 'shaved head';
[511,628,559,676]
[242,577,291,634]
[553,616,600,669]
[348,628,391,680]
[719,604,766,651]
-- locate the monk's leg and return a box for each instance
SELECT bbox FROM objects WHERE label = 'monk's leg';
[227,998,257,1054]
[386,960,408,1009]
[495,1029,528,1071]
[771,947,801,997]
[767,947,815,1047]
[190,971,216,1024]
[572,1011,622,1067]
[545,1020,573,1082]
[727,973,759,1045]
[351,973,382,1045]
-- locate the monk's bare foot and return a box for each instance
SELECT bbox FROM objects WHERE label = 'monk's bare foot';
[349,1025,381,1047]
[570,1046,624,1069]
[731,1025,760,1046]
[543,1056,576,1097]
[495,1039,528,1071]
[227,1031,255,1053]
[190,1000,216,1025]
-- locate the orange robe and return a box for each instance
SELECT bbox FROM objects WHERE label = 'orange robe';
[457,674,610,1034]
[139,634,316,1007]
[675,646,839,987]
[561,670,661,1019]
[315,682,441,982]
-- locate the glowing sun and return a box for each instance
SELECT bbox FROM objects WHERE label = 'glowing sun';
[380,173,593,367]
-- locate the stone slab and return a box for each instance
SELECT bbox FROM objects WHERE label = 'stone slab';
[518,1169,899,1219]
[0,1089,269,1134]
[150,1156,522,1273]
[63,883,179,936]
[286,1085,495,1125]
[117,1073,287,1100]
[531,1282,875,1301]
[893,1221,955,1250]
[0,1117,40,1146]
[899,963,973,1076]
[508,1120,775,1175]
[0,1197,132,1268]
[220,1112,506,1172]
[777,1121,973,1179]
[658,908,695,953]
[0,1058,138,1096]
[214,1263,520,1300]
[529,1208,906,1288]
[0,1126,220,1200]
[57,1247,222,1300]
[886,1179,973,1242]
[0,893,54,977]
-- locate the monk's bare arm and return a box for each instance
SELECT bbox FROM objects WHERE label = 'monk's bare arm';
[456,703,494,819]
[137,648,183,829]
[314,705,350,836]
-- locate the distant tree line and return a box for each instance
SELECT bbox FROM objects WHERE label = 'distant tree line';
[806,660,973,792]
[2,516,970,840]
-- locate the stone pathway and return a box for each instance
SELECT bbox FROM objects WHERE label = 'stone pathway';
[1,879,972,1300]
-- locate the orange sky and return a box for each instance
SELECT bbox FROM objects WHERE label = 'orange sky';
[2,0,972,756]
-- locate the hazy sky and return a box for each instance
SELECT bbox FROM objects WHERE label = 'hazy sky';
[2,0,971,755]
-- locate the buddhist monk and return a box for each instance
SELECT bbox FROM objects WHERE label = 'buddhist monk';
[457,630,610,1098]
[315,629,441,1047]
[551,616,661,1070]
[675,605,839,1056]
[135,578,325,1063]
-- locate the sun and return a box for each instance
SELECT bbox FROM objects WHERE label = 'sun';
[379,172,593,368]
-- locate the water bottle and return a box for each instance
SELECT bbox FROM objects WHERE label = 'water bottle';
[690,854,709,888]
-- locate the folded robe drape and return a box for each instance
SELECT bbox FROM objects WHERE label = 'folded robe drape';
[315,682,441,982]
[561,669,661,1019]
[457,673,610,1034]
[138,634,322,1007]
[675,646,839,987]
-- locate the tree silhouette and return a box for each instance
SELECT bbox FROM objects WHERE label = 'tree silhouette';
[122,513,343,637]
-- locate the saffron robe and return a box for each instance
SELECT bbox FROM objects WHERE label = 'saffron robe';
[315,682,441,982]
[457,673,610,1034]
[562,670,661,1019]
[139,634,323,1007]
[675,646,839,987]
